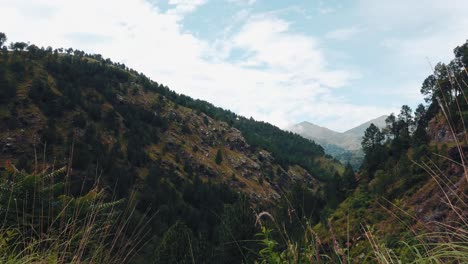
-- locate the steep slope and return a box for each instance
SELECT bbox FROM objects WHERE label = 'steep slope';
[0,49,341,201]
[343,115,387,137]
[0,42,345,262]
[311,40,468,262]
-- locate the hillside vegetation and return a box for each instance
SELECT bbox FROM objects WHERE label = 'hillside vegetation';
[0,33,348,263]
[0,32,467,263]
[270,40,468,263]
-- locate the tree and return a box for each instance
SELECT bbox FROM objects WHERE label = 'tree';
[421,63,456,104]
[342,163,357,191]
[412,104,429,146]
[361,124,384,155]
[421,74,437,102]
[0,32,6,47]
[9,42,27,51]
[398,105,412,123]
[26,44,42,59]
[454,40,468,66]
[393,105,413,152]
[0,64,15,101]
[384,114,397,139]
[215,149,223,165]
[414,104,426,127]
[362,124,386,175]
[326,172,342,208]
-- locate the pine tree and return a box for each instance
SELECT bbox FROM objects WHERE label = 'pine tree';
[361,123,384,155]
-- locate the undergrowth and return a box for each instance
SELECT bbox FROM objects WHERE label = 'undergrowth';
[0,163,148,263]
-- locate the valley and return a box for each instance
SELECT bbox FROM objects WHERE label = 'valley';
[0,31,466,263]
[289,115,387,169]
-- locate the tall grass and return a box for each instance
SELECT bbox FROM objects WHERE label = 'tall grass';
[0,162,149,263]
[363,62,468,264]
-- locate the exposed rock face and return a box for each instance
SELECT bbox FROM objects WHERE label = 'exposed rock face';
[225,128,249,151]
[426,115,467,143]
[406,113,468,229]
[427,119,454,142]
[123,95,321,203]
[0,71,328,205]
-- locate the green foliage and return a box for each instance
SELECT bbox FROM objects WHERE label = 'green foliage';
[152,222,197,264]
[254,224,322,264]
[215,148,223,165]
[361,124,384,155]
[361,124,387,176]
[217,196,259,263]
[0,32,6,47]
[256,227,281,264]
[7,35,467,264]
[28,76,63,117]
[370,169,391,195]
[8,60,25,83]
[0,62,15,102]
[341,163,357,192]
[274,183,325,240]
[0,165,140,263]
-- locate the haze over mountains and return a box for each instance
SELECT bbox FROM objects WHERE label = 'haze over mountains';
[289,115,388,168]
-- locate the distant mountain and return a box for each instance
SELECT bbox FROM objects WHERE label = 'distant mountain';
[343,115,388,137]
[289,115,388,168]
[291,121,343,146]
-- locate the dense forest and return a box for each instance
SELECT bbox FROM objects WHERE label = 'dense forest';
[0,31,467,263]
[0,32,350,263]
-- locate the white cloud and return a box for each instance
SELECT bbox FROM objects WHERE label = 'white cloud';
[325,26,362,41]
[318,7,335,14]
[352,0,468,114]
[0,0,395,131]
[231,16,354,87]
[167,0,207,17]
[358,0,468,30]
[358,0,468,67]
[227,0,256,6]
[381,28,468,70]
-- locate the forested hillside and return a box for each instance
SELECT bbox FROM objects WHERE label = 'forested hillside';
[0,33,347,263]
[0,31,467,263]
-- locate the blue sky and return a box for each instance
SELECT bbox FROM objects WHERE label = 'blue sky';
[1,0,468,131]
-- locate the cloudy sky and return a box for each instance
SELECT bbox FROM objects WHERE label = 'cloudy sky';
[1,0,467,131]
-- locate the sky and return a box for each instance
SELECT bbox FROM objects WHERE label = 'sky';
[1,0,468,132]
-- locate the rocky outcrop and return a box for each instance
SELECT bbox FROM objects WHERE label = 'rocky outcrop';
[426,114,468,143]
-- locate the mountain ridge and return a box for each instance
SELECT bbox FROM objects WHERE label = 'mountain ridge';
[290,115,388,150]
[289,115,388,168]
[343,115,388,136]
